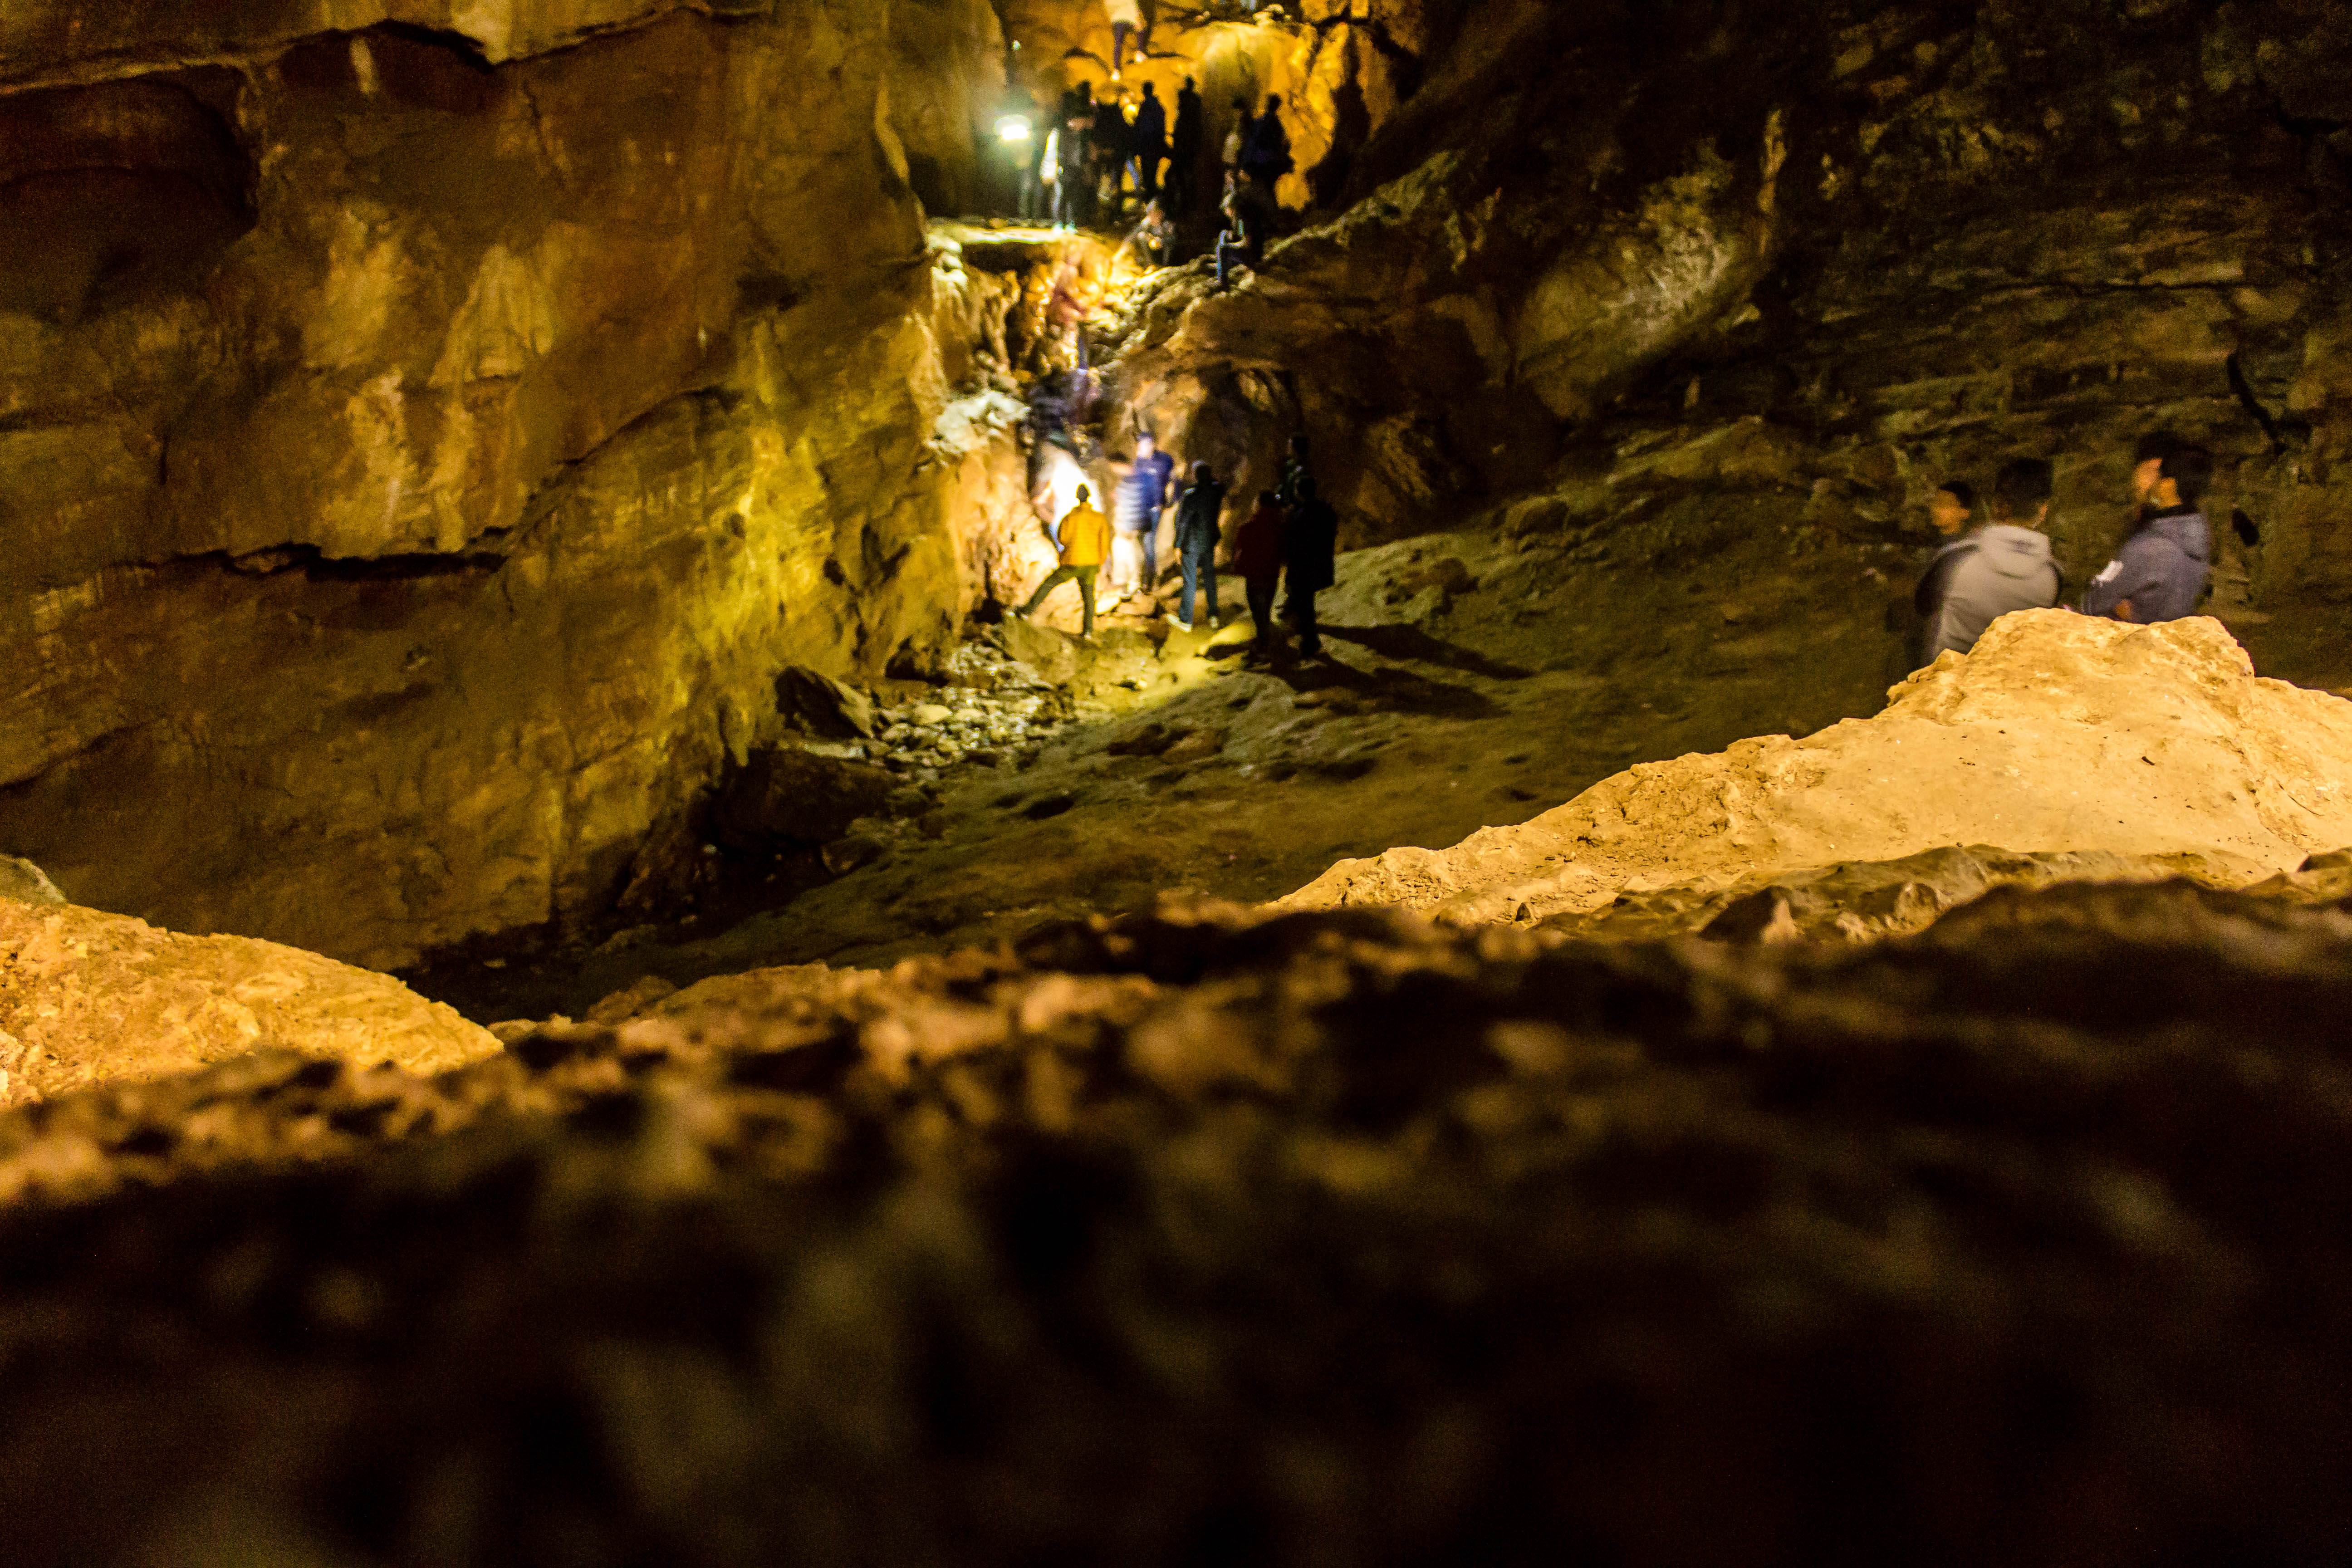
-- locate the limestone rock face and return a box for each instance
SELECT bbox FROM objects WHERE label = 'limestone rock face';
[0,900,497,1108]
[0,2,1026,966]
[1287,612,2352,925]
[1099,0,2352,673]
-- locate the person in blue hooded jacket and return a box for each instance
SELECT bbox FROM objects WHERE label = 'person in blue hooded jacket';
[2083,438,2214,623]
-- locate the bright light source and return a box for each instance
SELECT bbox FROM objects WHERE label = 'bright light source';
[996,115,1033,142]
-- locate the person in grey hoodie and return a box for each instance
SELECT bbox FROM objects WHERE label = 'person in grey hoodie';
[2082,440,2214,623]
[1912,458,2066,666]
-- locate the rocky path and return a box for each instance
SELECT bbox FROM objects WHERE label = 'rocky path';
[410,514,1919,1024]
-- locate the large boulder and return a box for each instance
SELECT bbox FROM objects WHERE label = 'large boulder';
[1287,612,2352,925]
[0,901,497,1108]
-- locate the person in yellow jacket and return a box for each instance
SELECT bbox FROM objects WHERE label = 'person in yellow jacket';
[1019,485,1111,636]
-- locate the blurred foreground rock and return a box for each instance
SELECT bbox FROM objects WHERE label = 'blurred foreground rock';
[0,890,2347,1563]
[0,901,496,1109]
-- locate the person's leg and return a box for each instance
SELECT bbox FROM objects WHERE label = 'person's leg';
[1022,565,1072,616]
[1215,232,1232,287]
[1201,556,1220,625]
[1112,21,1130,73]
[1138,517,1158,588]
[1178,553,1199,625]
[1297,590,1320,656]
[1076,566,1098,635]
[1246,575,1277,645]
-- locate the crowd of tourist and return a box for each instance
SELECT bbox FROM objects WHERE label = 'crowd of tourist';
[1019,431,1337,661]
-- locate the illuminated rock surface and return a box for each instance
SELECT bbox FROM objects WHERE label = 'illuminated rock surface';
[1288,611,2352,924]
[0,2,1023,968]
[0,899,496,1109]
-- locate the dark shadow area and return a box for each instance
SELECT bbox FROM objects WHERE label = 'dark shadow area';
[1318,622,1533,680]
[0,77,256,322]
[1264,648,1501,719]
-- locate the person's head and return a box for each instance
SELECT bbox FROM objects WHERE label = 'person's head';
[1183,77,1196,92]
[1074,484,1091,503]
[1288,433,1310,460]
[1192,460,1213,481]
[1257,489,1279,508]
[2132,432,2177,505]
[1233,95,1251,113]
[1143,83,1158,98]
[1989,459,2054,526]
[1266,94,1283,111]
[1296,476,1318,500]
[1929,480,1976,537]
[2160,443,2214,509]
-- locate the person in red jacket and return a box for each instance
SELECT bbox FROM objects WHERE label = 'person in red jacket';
[1230,488,1288,658]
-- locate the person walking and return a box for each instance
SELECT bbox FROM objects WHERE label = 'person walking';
[1106,0,1143,77]
[1911,458,2065,666]
[1132,82,1168,201]
[1283,474,1339,659]
[1169,461,1228,632]
[1020,485,1112,637]
[1114,431,1177,598]
[1232,488,1289,658]
[2083,436,2215,623]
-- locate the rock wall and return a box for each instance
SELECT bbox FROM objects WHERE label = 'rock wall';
[1099,0,2352,700]
[0,1,1027,968]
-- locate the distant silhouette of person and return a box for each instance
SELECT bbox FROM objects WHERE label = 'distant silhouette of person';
[1276,432,1313,507]
[1063,85,1098,226]
[1284,474,1339,659]
[1021,485,1112,637]
[1241,93,1293,186]
[1093,93,1131,222]
[1170,460,1228,631]
[1215,167,1275,286]
[1132,82,1168,200]
[1169,78,1203,215]
[1223,94,1252,176]
[1233,488,1288,657]
[1913,459,2064,666]
[2084,436,2215,623]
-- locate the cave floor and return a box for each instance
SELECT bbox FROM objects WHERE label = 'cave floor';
[410,514,1941,1024]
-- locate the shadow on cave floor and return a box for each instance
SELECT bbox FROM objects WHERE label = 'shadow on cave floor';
[1318,622,1534,681]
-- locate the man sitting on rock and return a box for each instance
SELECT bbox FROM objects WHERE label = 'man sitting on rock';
[1912,458,2064,666]
[1020,485,1112,638]
[1169,461,1228,632]
[2083,437,2214,624]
